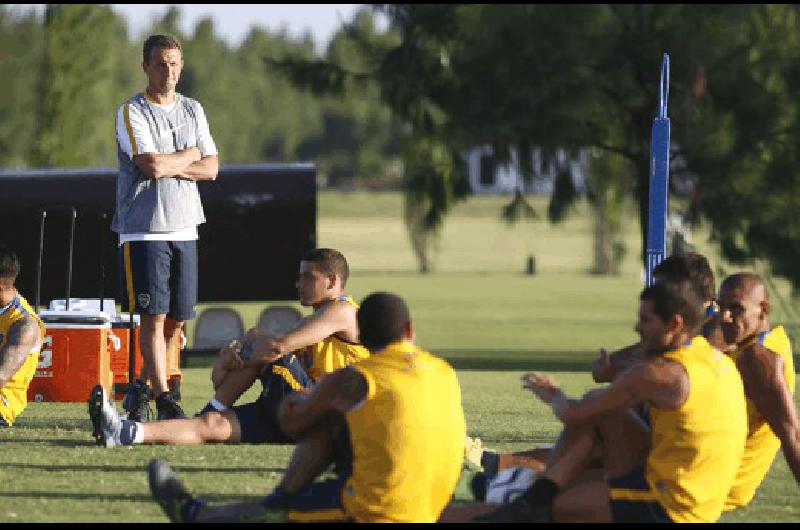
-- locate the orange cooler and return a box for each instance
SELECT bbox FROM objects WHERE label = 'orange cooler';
[28,310,115,403]
[111,316,143,400]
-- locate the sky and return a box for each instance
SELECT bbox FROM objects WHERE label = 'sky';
[15,4,370,51]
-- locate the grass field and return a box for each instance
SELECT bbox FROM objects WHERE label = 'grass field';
[1,191,798,522]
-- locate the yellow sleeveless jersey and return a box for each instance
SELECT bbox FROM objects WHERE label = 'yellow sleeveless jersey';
[646,335,747,523]
[343,341,466,522]
[724,326,795,510]
[0,294,45,425]
[299,296,370,381]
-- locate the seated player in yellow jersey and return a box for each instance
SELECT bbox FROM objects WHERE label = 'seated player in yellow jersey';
[467,268,800,513]
[452,279,748,523]
[146,292,467,523]
[88,248,369,447]
[0,246,46,428]
[467,253,717,477]
[715,273,800,502]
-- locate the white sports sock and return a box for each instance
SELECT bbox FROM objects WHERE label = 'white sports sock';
[133,423,145,444]
[210,398,227,412]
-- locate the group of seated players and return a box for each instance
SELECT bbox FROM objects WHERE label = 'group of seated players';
[1,244,799,522]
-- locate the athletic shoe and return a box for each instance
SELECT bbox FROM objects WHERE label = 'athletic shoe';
[464,435,485,470]
[124,381,154,423]
[470,471,490,501]
[148,459,195,523]
[155,392,187,420]
[87,384,124,447]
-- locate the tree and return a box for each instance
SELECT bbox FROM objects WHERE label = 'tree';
[682,4,800,289]
[34,4,129,167]
[272,5,800,280]
[0,6,44,167]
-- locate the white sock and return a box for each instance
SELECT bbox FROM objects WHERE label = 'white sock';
[133,423,145,444]
[210,398,227,412]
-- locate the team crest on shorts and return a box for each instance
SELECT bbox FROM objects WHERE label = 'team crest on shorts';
[137,293,151,309]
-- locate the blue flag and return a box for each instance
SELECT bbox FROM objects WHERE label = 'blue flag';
[645,54,671,286]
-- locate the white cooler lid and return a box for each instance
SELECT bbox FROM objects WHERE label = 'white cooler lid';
[39,310,112,327]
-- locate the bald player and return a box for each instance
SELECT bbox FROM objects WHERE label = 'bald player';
[716,273,800,504]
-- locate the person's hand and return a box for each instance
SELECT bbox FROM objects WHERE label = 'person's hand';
[250,334,283,364]
[243,327,267,342]
[521,372,562,404]
[220,339,244,370]
[592,348,613,383]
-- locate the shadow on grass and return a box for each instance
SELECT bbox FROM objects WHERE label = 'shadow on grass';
[0,491,266,503]
[434,349,597,372]
[0,462,285,474]
[184,349,599,372]
[11,418,90,429]
[1,438,96,448]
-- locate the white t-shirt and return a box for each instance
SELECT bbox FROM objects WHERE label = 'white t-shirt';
[116,95,218,245]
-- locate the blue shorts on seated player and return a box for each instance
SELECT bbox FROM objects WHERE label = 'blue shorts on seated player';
[233,353,313,444]
[607,465,673,523]
[272,432,354,523]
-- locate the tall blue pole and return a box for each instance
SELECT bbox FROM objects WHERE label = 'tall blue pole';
[645,54,671,286]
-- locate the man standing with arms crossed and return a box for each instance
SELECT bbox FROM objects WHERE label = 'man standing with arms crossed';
[112,34,219,421]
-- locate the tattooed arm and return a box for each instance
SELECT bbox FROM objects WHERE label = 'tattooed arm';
[0,316,41,390]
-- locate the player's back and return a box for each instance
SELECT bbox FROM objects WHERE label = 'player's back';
[343,340,466,522]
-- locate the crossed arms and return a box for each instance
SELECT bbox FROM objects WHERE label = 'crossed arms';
[134,148,218,181]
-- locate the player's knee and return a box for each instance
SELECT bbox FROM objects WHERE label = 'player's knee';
[200,411,234,440]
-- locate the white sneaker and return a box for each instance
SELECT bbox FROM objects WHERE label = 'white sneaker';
[87,384,124,447]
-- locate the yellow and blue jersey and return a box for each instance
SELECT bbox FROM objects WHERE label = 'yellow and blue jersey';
[724,326,794,510]
[0,294,45,426]
[646,335,747,523]
[299,295,370,381]
[342,341,466,522]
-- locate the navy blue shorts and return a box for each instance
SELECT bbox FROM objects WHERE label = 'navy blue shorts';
[607,466,673,523]
[284,479,353,523]
[277,428,354,522]
[120,240,198,321]
[234,353,314,444]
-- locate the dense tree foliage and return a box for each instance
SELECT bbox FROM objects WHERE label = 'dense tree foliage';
[274,4,800,286]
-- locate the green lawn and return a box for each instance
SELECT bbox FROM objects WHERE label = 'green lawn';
[1,190,798,522]
[2,368,798,522]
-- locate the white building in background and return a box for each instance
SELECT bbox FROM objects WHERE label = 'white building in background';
[465,145,588,196]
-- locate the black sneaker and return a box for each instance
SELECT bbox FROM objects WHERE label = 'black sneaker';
[156,392,187,420]
[148,459,195,523]
[124,381,154,423]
